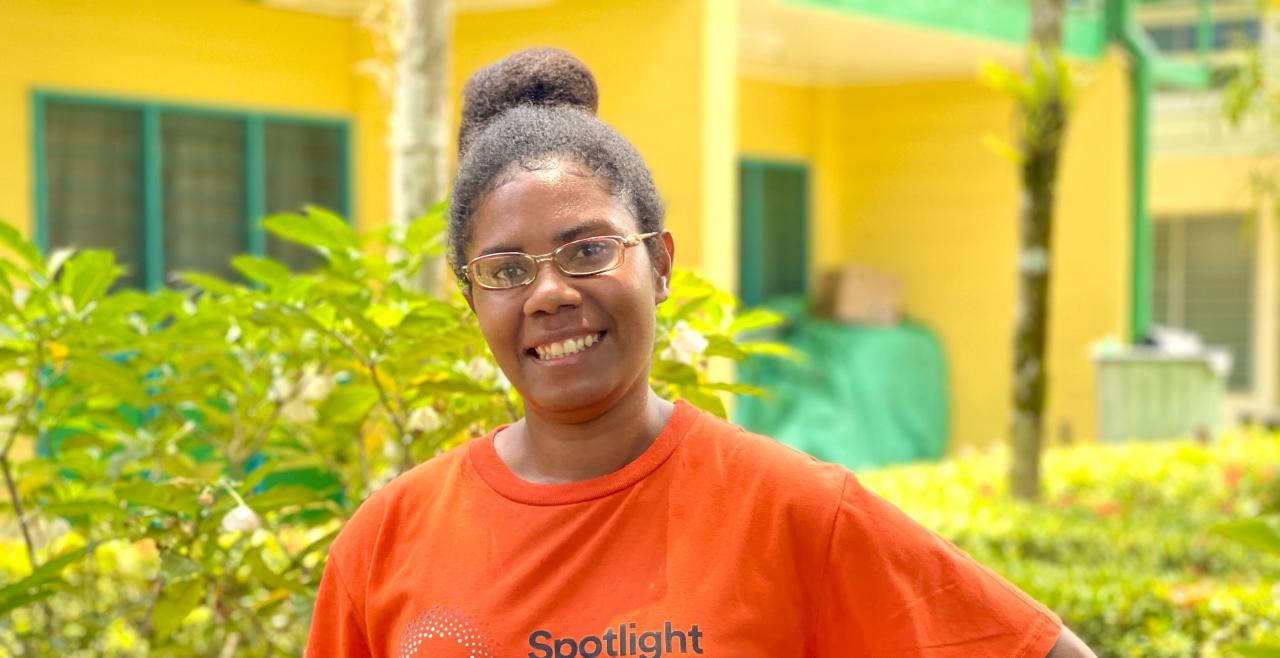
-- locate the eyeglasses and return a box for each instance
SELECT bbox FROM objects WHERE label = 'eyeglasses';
[463,232,660,290]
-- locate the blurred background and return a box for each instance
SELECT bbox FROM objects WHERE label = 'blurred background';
[3,0,1274,462]
[2,0,1280,656]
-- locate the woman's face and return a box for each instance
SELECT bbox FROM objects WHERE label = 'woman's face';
[464,160,673,421]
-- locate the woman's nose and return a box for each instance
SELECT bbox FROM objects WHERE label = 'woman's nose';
[522,261,582,316]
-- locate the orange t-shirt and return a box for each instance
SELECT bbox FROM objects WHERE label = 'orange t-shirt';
[306,400,1061,658]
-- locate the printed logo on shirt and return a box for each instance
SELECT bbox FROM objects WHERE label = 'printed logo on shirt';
[528,621,705,658]
[397,605,497,658]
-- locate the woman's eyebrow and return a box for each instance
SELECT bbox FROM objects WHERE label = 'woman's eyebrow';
[475,219,620,257]
[554,219,619,244]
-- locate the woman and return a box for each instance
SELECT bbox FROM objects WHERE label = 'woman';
[306,48,1096,658]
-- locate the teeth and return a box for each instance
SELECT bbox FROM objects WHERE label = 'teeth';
[533,332,603,361]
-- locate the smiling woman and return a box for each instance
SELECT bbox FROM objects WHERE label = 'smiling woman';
[304,49,1095,658]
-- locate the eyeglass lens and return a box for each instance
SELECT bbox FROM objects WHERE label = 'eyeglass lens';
[471,237,625,289]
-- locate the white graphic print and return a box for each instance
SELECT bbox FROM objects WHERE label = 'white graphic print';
[397,605,497,658]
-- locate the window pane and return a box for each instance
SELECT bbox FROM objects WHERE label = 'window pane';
[1152,221,1173,326]
[44,101,145,288]
[1183,217,1254,391]
[162,113,247,282]
[264,122,345,271]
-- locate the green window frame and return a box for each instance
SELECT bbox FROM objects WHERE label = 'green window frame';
[1152,214,1255,392]
[739,159,810,307]
[32,91,352,290]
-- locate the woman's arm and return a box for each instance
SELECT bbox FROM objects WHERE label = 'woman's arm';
[1046,626,1097,658]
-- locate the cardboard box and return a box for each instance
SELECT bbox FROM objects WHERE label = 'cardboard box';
[814,265,903,326]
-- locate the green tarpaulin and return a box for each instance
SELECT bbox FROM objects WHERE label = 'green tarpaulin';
[734,298,949,471]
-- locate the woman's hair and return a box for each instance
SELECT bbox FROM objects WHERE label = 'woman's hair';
[449,48,665,283]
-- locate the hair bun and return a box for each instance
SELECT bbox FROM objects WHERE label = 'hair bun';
[458,48,599,155]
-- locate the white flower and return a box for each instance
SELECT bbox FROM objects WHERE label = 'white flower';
[0,370,26,397]
[663,321,709,365]
[225,322,242,344]
[268,377,293,403]
[221,504,261,533]
[407,406,441,434]
[279,398,317,424]
[296,365,335,402]
[494,368,511,392]
[463,357,496,383]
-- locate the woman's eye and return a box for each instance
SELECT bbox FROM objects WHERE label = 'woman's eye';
[494,262,528,282]
[571,241,609,261]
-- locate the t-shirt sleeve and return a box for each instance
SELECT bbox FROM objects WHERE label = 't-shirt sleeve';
[305,556,373,658]
[813,473,1061,657]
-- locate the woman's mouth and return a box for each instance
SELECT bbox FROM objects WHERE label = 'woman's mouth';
[529,331,607,362]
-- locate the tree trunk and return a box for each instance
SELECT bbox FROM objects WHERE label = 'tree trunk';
[1010,0,1066,501]
[391,0,451,296]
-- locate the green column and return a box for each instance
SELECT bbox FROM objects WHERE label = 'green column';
[142,104,163,291]
[245,115,266,256]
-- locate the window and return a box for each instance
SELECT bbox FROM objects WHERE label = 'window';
[1153,216,1256,391]
[739,161,809,307]
[36,94,349,289]
[1146,17,1260,54]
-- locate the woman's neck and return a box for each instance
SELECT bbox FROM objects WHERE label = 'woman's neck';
[495,388,675,484]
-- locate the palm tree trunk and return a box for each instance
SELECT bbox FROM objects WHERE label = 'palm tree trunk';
[391,0,451,296]
[1010,0,1066,501]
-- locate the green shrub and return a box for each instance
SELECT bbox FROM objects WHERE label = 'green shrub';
[0,207,782,657]
[859,431,1280,658]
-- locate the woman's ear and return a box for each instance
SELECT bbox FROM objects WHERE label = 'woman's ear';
[653,230,675,305]
[463,288,476,314]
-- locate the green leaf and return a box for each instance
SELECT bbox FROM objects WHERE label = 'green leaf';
[404,201,448,254]
[262,207,357,253]
[703,335,747,360]
[176,271,238,296]
[151,576,205,639]
[0,544,90,614]
[58,250,121,311]
[160,553,202,581]
[729,307,784,335]
[319,384,380,424]
[0,223,43,270]
[650,360,699,385]
[699,381,766,396]
[231,255,292,289]
[1210,517,1280,556]
[242,548,309,596]
[739,342,805,361]
[69,354,148,406]
[681,388,727,418]
[1226,645,1280,658]
[247,484,336,514]
[115,480,201,516]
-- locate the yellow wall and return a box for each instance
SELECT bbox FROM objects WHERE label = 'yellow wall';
[738,55,1132,450]
[452,0,738,288]
[0,0,389,239]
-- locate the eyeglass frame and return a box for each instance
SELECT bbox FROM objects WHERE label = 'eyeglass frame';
[462,231,662,290]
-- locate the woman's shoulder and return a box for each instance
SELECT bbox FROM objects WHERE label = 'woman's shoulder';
[679,404,851,508]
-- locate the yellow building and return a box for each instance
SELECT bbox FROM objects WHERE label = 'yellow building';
[1,0,1270,453]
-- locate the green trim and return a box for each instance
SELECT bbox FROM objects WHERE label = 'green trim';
[29,90,354,284]
[142,104,163,291]
[740,162,765,306]
[245,115,267,256]
[739,159,810,307]
[31,94,47,253]
[1106,0,1212,342]
[339,121,353,221]
[33,89,349,125]
[787,0,1108,58]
